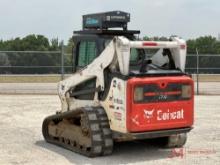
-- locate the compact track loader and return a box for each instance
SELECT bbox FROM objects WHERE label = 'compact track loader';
[42,11,194,157]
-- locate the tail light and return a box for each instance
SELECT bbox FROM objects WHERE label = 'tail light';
[182,85,192,99]
[134,87,144,102]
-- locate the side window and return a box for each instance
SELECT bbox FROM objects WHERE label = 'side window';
[78,41,97,67]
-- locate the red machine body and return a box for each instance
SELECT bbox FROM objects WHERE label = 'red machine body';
[126,75,194,132]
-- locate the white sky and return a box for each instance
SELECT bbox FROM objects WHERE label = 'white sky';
[0,0,219,42]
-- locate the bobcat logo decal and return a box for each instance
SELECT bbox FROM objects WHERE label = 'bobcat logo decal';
[144,109,154,119]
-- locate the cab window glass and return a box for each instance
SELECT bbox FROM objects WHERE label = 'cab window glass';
[130,48,138,61]
[78,41,97,67]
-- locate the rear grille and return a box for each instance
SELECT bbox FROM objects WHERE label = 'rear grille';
[137,83,190,103]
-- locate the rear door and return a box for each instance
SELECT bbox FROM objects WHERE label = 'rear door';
[126,76,194,132]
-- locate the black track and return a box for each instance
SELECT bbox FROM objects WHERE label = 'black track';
[42,107,113,157]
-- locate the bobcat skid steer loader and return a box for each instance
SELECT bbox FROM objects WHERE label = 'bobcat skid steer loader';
[42,11,194,157]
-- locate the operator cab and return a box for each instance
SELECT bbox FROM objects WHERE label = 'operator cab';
[72,11,140,72]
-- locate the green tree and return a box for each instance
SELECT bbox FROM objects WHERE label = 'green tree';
[143,36,169,41]
[187,36,220,54]
[21,34,50,51]
[50,38,60,51]
[0,34,63,74]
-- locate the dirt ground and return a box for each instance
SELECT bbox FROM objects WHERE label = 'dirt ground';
[0,95,219,165]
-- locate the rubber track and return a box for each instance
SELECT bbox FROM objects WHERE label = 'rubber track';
[96,107,113,155]
[42,107,113,157]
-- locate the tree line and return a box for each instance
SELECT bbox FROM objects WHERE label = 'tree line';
[0,35,73,74]
[0,34,219,74]
[1,34,219,53]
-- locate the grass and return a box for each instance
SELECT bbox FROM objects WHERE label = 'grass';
[0,75,62,83]
[191,74,220,82]
[0,74,220,83]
